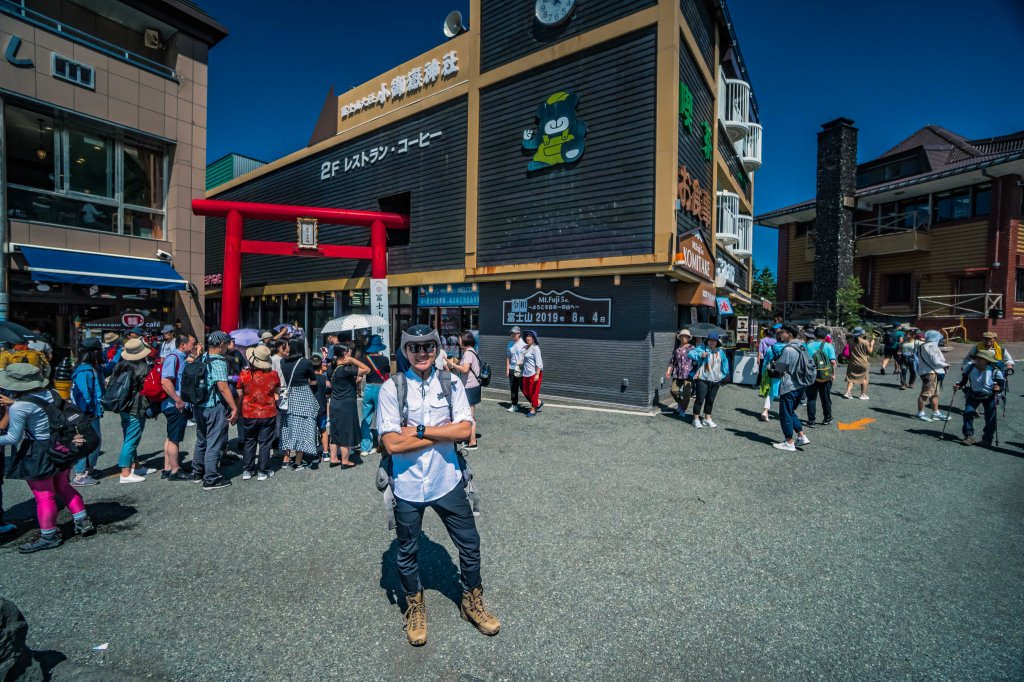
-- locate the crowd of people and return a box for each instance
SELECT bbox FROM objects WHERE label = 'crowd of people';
[0,314,1015,645]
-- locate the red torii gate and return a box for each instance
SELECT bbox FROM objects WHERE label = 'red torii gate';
[191,199,410,332]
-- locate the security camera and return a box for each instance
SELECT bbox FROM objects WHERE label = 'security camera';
[156,249,173,261]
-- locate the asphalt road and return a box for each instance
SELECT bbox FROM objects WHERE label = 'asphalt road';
[1,360,1022,681]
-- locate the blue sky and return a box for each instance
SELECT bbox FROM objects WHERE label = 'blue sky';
[201,0,1024,274]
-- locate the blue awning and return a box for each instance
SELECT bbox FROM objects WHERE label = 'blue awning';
[19,246,188,291]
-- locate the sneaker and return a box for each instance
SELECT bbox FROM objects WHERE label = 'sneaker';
[132,467,157,476]
[321,453,330,462]
[186,419,196,427]
[842,393,853,400]
[506,405,517,413]
[256,471,272,481]
[293,463,308,471]
[242,471,253,481]
[190,472,204,483]
[166,470,191,481]
[119,473,146,484]
[202,478,232,491]
[18,533,62,554]
[806,422,817,429]
[703,418,717,428]
[758,412,769,422]
[71,474,99,487]
[880,368,886,375]
[961,435,976,446]
[693,418,703,429]
[917,412,932,422]
[931,413,949,421]
[858,395,870,401]
[464,443,479,450]
[772,441,796,452]
[822,418,833,426]
[0,522,16,535]
[795,435,811,446]
[73,516,96,537]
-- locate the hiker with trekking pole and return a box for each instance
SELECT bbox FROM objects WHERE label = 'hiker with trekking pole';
[952,349,1005,447]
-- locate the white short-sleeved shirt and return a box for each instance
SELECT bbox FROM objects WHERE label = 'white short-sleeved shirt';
[376,368,472,503]
[522,345,543,377]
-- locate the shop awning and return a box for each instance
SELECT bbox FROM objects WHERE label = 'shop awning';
[19,246,188,291]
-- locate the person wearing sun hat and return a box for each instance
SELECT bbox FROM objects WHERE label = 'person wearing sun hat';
[954,348,1005,447]
[842,326,874,400]
[664,329,696,417]
[961,330,1014,373]
[110,338,157,483]
[236,344,280,480]
[0,363,96,553]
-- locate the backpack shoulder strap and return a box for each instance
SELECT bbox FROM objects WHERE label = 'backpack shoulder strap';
[393,373,408,427]
[439,370,453,421]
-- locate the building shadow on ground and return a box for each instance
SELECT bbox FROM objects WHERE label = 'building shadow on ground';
[0,500,139,547]
[380,535,463,612]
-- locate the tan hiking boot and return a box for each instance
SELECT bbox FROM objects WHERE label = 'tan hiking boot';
[404,591,427,646]
[460,586,501,636]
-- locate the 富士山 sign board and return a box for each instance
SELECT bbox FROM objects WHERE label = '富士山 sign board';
[502,290,611,327]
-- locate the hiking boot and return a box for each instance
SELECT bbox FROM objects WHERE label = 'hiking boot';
[460,586,500,636]
[961,435,976,446]
[19,533,62,554]
[980,438,993,448]
[404,591,427,646]
[74,516,96,537]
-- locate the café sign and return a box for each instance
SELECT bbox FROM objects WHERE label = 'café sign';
[503,290,611,328]
[675,230,714,281]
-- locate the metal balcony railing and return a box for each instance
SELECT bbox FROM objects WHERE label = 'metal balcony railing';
[734,214,753,256]
[917,293,1003,319]
[0,0,177,80]
[854,210,930,239]
[718,75,751,142]
[738,123,762,173]
[716,190,740,245]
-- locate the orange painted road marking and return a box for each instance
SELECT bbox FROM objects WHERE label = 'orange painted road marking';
[838,418,876,431]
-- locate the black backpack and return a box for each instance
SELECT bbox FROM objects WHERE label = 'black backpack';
[22,390,100,470]
[101,364,135,413]
[180,355,213,405]
[465,349,491,388]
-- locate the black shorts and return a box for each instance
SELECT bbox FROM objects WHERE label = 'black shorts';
[465,386,481,406]
[163,406,189,444]
[883,346,898,358]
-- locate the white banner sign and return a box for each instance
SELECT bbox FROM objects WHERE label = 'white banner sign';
[370,278,389,355]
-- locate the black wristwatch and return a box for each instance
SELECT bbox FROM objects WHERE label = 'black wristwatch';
[416,424,426,439]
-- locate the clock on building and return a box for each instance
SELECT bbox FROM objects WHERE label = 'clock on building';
[535,0,576,27]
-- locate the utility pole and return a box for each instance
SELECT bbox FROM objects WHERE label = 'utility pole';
[0,98,8,322]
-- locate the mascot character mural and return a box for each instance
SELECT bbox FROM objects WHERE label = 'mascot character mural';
[522,91,587,172]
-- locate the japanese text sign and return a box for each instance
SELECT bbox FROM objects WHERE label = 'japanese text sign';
[502,290,611,328]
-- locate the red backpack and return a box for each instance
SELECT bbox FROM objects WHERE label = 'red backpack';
[141,357,166,403]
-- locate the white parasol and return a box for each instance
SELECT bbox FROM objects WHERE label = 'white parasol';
[320,314,388,335]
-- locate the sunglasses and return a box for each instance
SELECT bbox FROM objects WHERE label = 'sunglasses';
[406,342,437,354]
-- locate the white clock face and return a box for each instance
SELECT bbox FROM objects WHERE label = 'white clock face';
[535,0,576,26]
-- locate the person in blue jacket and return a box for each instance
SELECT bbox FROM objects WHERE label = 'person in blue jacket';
[70,338,105,486]
[688,332,730,429]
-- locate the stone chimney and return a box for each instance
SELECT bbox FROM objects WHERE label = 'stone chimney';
[814,117,858,307]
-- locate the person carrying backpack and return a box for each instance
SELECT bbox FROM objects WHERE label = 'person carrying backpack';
[108,338,157,483]
[688,332,729,429]
[804,326,837,428]
[771,325,815,451]
[186,331,238,490]
[375,324,500,646]
[0,363,95,553]
[447,331,481,450]
[69,338,105,486]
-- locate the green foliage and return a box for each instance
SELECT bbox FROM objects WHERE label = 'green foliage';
[752,266,777,303]
[836,275,864,327]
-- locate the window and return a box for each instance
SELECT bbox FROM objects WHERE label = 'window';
[973,183,991,217]
[51,54,95,89]
[1017,269,1024,303]
[3,104,166,238]
[793,281,813,300]
[882,273,912,305]
[933,187,970,223]
[794,220,811,238]
[897,197,929,229]
[379,192,411,247]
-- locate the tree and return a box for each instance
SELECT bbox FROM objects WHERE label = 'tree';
[751,264,777,303]
[836,275,864,327]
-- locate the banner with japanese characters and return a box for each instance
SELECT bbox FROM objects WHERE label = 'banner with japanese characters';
[502,290,611,328]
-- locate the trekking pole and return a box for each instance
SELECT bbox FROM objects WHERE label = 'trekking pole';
[1002,368,1012,418]
[940,384,959,441]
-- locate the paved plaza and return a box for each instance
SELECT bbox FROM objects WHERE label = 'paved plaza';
[1,359,1022,681]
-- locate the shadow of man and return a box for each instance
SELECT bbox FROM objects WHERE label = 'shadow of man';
[380,534,463,612]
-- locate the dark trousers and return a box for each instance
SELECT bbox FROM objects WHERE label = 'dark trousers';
[899,358,917,387]
[692,379,720,415]
[508,371,522,406]
[779,388,804,439]
[805,381,833,422]
[0,447,5,525]
[394,481,481,596]
[962,392,997,441]
[193,403,228,484]
[670,378,693,411]
[242,416,275,474]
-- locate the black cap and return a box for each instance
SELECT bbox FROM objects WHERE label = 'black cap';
[81,337,102,351]
[815,326,828,339]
